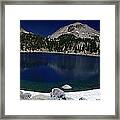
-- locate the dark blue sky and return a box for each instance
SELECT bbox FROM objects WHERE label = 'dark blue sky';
[20,20,100,37]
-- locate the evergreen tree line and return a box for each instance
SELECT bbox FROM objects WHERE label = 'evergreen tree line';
[20,32,100,55]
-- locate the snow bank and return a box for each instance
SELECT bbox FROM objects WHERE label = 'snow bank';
[20,89,100,100]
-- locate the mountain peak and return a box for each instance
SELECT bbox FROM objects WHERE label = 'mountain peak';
[20,28,33,34]
[20,28,29,34]
[50,22,100,39]
[71,22,86,26]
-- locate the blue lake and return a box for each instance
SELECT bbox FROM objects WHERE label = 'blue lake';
[20,52,100,92]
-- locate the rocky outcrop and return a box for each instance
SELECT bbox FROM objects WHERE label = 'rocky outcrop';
[79,97,87,100]
[50,88,66,100]
[50,88,74,100]
[20,91,31,100]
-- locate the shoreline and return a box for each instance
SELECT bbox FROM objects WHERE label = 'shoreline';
[20,89,100,100]
[20,51,100,57]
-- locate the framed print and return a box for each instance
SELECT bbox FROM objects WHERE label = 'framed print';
[0,0,120,119]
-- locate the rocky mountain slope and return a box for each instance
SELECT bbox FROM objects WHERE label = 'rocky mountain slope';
[50,22,100,39]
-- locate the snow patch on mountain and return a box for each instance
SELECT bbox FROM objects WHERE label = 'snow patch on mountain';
[50,22,100,39]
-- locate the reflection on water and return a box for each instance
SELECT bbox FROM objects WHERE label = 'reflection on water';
[20,52,100,92]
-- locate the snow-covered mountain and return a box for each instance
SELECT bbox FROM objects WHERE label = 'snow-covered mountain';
[20,22,100,55]
[20,28,30,34]
[20,28,34,34]
[50,22,100,39]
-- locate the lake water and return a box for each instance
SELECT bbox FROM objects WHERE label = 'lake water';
[20,52,100,92]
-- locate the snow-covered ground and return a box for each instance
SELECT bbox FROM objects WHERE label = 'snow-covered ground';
[20,89,100,100]
[65,89,100,100]
[20,51,99,57]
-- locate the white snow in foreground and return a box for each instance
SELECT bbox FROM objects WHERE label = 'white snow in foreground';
[21,89,100,100]
[65,89,100,100]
